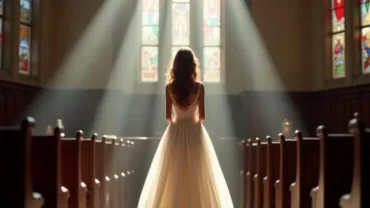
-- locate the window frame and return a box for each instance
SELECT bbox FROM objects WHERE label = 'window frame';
[139,0,161,83]
[138,0,226,85]
[202,0,225,84]
[324,0,350,88]
[16,0,41,84]
[330,0,346,79]
[18,0,33,76]
[0,0,5,70]
[351,0,370,85]
[0,0,12,80]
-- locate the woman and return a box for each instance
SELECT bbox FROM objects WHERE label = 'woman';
[137,47,234,208]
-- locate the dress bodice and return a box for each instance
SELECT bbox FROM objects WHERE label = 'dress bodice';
[170,85,200,121]
[172,101,199,121]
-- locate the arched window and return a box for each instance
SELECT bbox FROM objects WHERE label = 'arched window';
[172,0,190,58]
[19,0,32,75]
[331,0,345,79]
[361,0,370,74]
[203,0,221,83]
[0,0,3,68]
[141,0,160,82]
[140,0,223,83]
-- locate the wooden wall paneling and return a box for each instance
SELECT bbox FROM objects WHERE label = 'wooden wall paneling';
[0,80,369,137]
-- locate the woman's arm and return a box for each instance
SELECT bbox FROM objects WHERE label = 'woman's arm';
[165,85,173,123]
[198,83,205,122]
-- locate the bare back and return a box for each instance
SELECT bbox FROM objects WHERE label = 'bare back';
[165,82,205,122]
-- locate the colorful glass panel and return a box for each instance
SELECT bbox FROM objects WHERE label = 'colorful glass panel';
[20,0,32,24]
[19,25,31,75]
[204,0,220,46]
[203,47,221,82]
[331,0,345,9]
[141,47,159,82]
[331,0,345,32]
[172,3,190,46]
[332,32,345,78]
[0,19,2,68]
[142,0,159,26]
[361,27,370,73]
[142,26,159,45]
[203,0,221,82]
[204,26,220,46]
[204,0,221,27]
[361,2,370,26]
[0,0,3,15]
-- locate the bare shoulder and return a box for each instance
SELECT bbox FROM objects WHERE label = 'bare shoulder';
[165,83,172,90]
[195,82,205,95]
[195,81,204,89]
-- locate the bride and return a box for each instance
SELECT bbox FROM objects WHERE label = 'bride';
[137,47,234,208]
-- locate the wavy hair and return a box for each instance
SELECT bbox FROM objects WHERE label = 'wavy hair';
[167,47,200,108]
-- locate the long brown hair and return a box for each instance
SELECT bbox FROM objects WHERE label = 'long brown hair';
[167,47,200,107]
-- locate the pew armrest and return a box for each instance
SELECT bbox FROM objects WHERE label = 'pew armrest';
[253,174,258,180]
[274,179,282,208]
[80,182,87,207]
[289,182,296,192]
[94,179,101,208]
[59,186,70,208]
[263,176,268,184]
[263,176,270,206]
[290,182,298,208]
[310,186,319,198]
[310,186,319,208]
[274,179,280,188]
[339,193,351,208]
[31,192,44,208]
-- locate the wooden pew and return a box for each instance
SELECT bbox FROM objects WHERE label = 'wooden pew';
[275,134,297,208]
[253,138,267,208]
[120,139,129,207]
[310,126,354,208]
[130,140,141,206]
[31,126,70,208]
[110,137,122,208]
[290,131,320,208]
[95,136,110,208]
[0,117,44,207]
[126,139,135,207]
[61,131,87,208]
[240,140,248,208]
[102,135,117,208]
[246,139,257,208]
[263,136,280,208]
[340,115,370,208]
[116,138,127,207]
[81,133,100,208]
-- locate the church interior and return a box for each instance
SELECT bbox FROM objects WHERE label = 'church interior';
[0,0,369,207]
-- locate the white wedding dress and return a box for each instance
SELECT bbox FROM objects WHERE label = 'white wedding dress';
[137,88,234,208]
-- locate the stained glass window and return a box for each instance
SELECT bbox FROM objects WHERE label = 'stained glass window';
[172,3,190,46]
[141,0,159,82]
[141,0,224,83]
[171,0,190,76]
[19,0,32,75]
[331,0,345,78]
[203,0,221,82]
[0,0,3,68]
[361,0,370,74]
[141,47,159,81]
